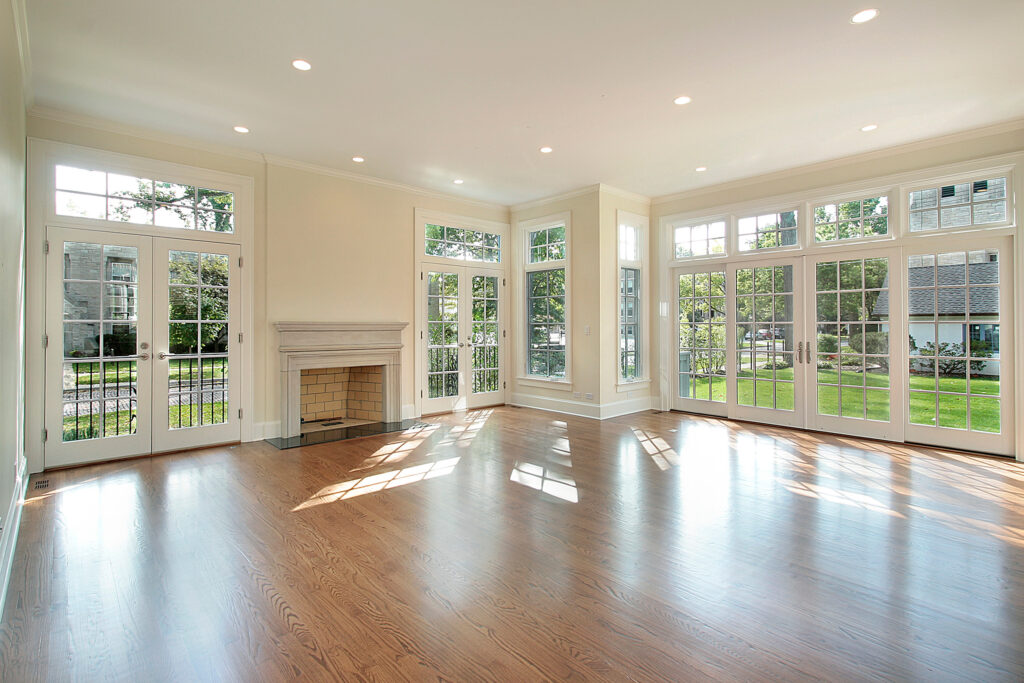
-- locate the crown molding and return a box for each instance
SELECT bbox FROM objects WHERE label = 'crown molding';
[10,0,32,108]
[28,105,268,163]
[651,117,1024,207]
[262,155,507,212]
[28,106,509,212]
[510,184,602,213]
[598,183,651,207]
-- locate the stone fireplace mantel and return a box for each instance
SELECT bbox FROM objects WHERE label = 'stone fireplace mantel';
[275,321,407,438]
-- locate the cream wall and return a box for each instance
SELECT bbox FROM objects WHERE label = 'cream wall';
[509,189,601,409]
[263,162,507,427]
[0,0,28,608]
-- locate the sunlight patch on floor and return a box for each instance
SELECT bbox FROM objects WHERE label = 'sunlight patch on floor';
[293,457,461,510]
[510,461,578,503]
[631,427,679,470]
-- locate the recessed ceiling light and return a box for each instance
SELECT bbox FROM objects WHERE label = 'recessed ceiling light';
[695,166,707,172]
[292,59,312,71]
[850,8,879,23]
[233,126,249,134]
[861,124,878,132]
[539,146,553,154]
[352,156,365,163]
[453,179,464,185]
[673,95,692,105]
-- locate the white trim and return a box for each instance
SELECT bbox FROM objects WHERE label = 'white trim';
[515,376,573,392]
[650,118,1024,206]
[616,210,650,385]
[413,209,510,417]
[509,393,653,420]
[0,471,28,621]
[518,211,572,383]
[510,185,600,213]
[599,183,651,207]
[25,139,256,472]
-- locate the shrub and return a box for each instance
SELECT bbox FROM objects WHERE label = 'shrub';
[817,334,839,353]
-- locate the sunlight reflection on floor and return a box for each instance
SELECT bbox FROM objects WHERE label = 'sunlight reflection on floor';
[293,457,461,510]
[630,426,679,470]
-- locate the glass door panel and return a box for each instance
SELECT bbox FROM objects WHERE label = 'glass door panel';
[468,271,503,408]
[152,238,241,452]
[45,227,153,467]
[423,269,464,413]
[728,258,805,427]
[674,267,728,416]
[904,239,1013,455]
[807,249,901,441]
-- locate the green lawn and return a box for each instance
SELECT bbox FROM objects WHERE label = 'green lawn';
[62,402,227,441]
[68,359,227,386]
[684,373,1000,432]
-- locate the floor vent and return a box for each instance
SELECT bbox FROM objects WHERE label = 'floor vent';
[33,479,50,490]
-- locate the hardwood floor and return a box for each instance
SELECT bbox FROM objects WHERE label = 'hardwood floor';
[1,406,1023,681]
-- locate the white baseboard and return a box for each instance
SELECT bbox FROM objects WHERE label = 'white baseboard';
[510,393,653,420]
[0,469,28,620]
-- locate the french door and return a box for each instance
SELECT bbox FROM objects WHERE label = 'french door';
[673,257,806,427]
[421,266,505,414]
[671,240,1014,456]
[45,227,242,467]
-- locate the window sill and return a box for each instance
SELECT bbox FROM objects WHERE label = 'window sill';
[516,376,573,392]
[616,378,651,393]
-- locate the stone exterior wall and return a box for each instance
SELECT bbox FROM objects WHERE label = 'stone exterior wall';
[299,365,383,423]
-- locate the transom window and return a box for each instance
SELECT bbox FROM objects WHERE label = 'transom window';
[738,210,798,251]
[528,225,566,264]
[424,224,501,262]
[55,165,235,233]
[814,195,889,242]
[674,220,725,258]
[908,176,1007,232]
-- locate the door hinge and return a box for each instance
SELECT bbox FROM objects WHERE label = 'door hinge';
[43,334,48,348]
[238,332,243,344]
[420,330,424,339]
[502,329,506,338]
[503,381,506,389]
[238,256,243,267]
[420,271,424,280]
[502,278,506,287]
[420,389,423,398]
[42,428,48,442]
[43,240,50,254]
[238,409,243,419]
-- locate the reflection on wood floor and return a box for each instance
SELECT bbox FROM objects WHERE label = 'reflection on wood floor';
[2,406,1023,680]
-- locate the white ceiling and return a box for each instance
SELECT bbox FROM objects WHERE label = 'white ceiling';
[24,0,1024,205]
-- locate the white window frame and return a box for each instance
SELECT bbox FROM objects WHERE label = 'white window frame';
[517,212,572,388]
[904,170,1015,237]
[809,190,894,245]
[655,152,1022,461]
[736,206,802,253]
[617,211,650,389]
[413,209,510,417]
[669,216,729,262]
[25,138,256,474]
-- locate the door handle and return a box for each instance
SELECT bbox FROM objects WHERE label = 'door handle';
[806,340,811,363]
[158,351,168,360]
[139,353,150,361]
[458,342,466,348]
[797,341,803,364]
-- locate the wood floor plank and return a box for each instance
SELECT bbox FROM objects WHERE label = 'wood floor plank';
[1,407,1023,681]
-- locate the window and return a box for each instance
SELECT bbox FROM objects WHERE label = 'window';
[814,196,889,242]
[908,176,1008,232]
[528,225,566,263]
[424,223,501,262]
[55,165,235,233]
[738,210,798,251]
[618,219,644,381]
[523,218,568,379]
[674,220,725,258]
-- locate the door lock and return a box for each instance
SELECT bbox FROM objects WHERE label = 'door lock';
[140,342,149,350]
[139,353,150,361]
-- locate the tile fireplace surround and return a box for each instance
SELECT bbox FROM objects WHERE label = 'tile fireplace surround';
[274,322,407,440]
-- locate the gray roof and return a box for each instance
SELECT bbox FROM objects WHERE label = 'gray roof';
[872,263,998,317]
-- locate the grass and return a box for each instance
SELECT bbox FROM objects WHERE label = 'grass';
[62,402,228,441]
[683,371,1000,432]
[68,359,227,386]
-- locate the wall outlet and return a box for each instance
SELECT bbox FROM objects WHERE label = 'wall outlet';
[573,392,581,399]
[584,325,591,336]
[584,392,594,400]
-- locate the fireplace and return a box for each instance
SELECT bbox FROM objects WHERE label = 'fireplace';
[275,322,407,439]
